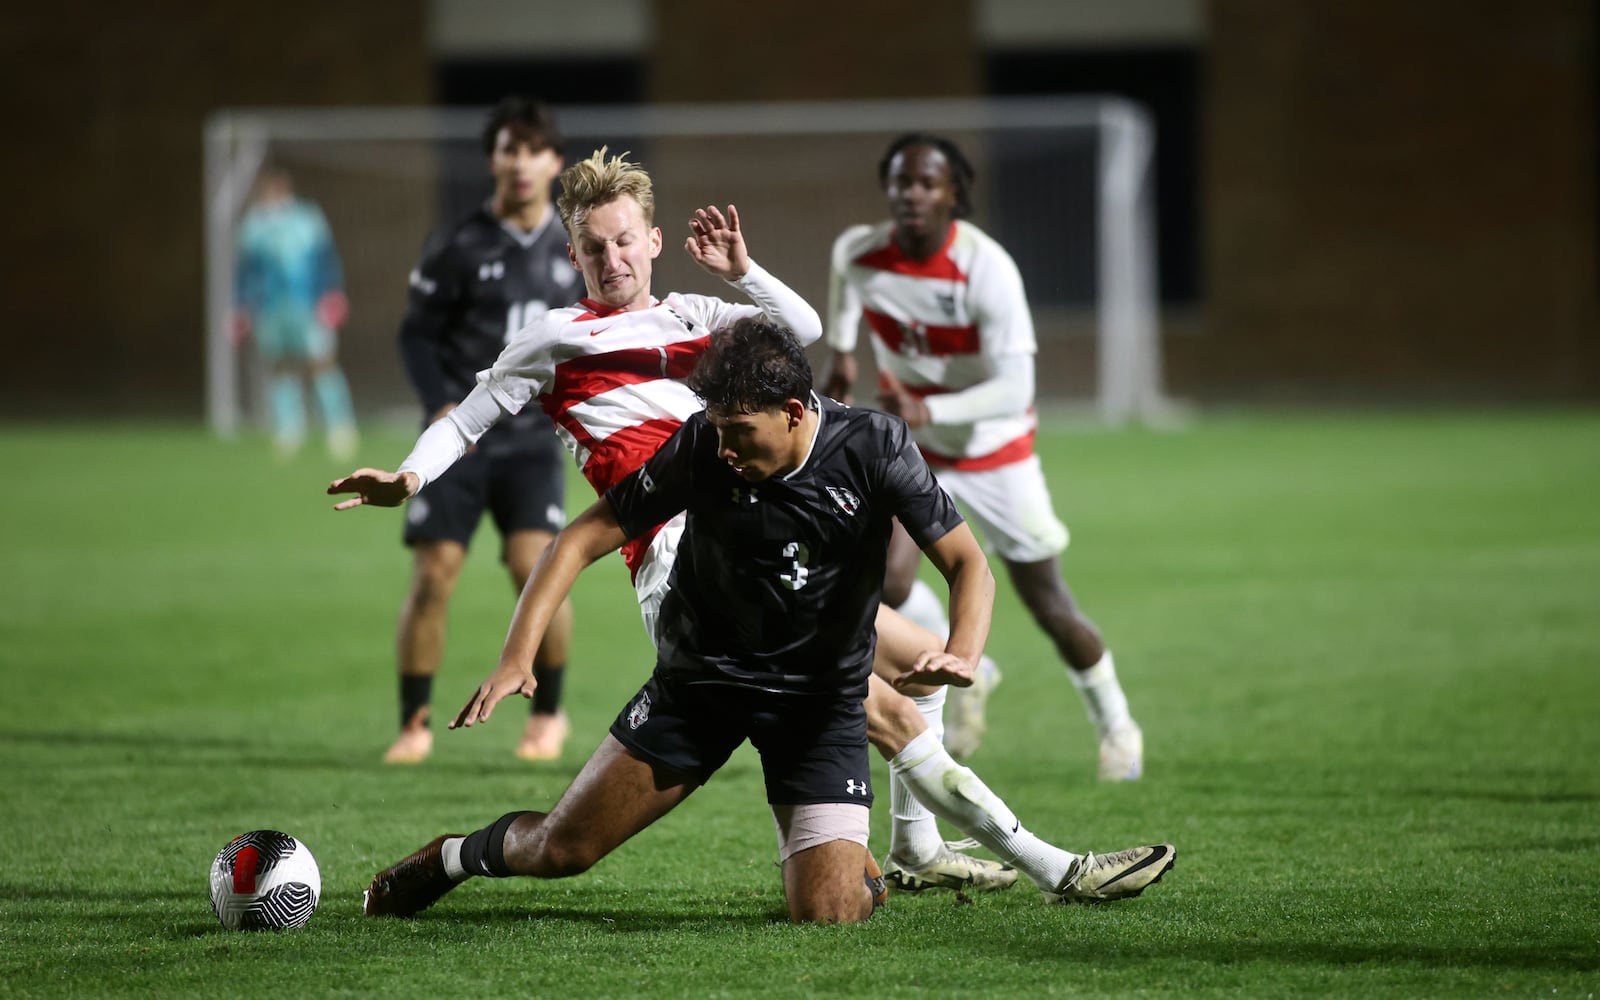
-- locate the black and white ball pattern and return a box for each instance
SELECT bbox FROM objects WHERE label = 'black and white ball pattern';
[209,830,321,931]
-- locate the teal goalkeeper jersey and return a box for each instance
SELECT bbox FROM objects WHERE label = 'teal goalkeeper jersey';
[235,198,342,315]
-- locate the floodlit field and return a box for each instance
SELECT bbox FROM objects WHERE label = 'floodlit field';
[2,411,1597,998]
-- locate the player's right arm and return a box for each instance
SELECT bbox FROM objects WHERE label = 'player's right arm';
[326,382,506,509]
[821,225,871,402]
[451,496,629,729]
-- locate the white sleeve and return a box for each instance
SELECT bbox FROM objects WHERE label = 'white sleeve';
[971,239,1037,356]
[726,260,822,346]
[395,384,507,490]
[923,353,1036,425]
[825,236,864,352]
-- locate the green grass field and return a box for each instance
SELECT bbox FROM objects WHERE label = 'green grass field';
[2,410,1597,998]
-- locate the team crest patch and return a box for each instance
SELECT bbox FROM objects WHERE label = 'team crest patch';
[826,486,861,516]
[627,692,651,730]
[936,292,957,318]
[552,257,577,287]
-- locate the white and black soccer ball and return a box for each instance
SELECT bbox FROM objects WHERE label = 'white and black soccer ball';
[208,830,321,931]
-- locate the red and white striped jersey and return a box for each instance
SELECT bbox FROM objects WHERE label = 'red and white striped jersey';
[477,292,772,576]
[828,220,1038,469]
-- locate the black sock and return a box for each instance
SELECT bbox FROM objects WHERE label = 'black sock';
[532,663,566,715]
[459,811,535,878]
[399,674,433,729]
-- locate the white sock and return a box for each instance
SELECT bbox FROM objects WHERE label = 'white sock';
[895,579,951,637]
[887,687,949,865]
[912,686,946,744]
[440,836,470,882]
[889,730,1080,891]
[1069,650,1133,736]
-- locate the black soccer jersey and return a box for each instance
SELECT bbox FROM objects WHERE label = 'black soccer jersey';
[605,394,965,697]
[398,205,581,455]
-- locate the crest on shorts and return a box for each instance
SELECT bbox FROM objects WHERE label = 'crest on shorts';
[627,691,651,730]
[826,486,861,516]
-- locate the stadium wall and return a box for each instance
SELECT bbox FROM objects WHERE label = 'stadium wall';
[2,0,1595,419]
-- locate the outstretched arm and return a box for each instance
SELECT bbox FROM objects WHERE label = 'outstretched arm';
[326,384,504,509]
[451,499,630,729]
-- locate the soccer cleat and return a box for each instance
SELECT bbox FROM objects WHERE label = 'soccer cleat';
[883,840,1019,893]
[363,834,464,917]
[515,711,570,761]
[864,854,888,911]
[1043,844,1175,904]
[942,655,1001,759]
[382,726,433,765]
[1098,721,1143,781]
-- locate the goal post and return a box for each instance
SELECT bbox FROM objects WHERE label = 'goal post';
[203,96,1173,435]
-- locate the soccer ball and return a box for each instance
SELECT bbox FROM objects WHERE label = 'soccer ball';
[208,830,321,931]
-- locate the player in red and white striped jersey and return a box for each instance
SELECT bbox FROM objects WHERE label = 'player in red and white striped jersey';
[823,133,1145,787]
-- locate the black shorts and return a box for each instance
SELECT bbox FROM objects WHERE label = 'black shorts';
[402,438,567,548]
[610,673,873,808]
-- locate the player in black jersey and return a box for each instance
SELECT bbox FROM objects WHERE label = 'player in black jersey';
[385,96,582,765]
[363,318,994,924]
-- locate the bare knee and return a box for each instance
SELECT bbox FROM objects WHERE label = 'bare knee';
[408,545,465,612]
[864,675,925,759]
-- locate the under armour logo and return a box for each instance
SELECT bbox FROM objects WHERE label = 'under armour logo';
[731,487,759,504]
[845,778,868,796]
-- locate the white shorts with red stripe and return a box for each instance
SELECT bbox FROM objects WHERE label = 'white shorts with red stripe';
[935,454,1069,563]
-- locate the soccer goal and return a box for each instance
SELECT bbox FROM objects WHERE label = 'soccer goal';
[203,96,1172,435]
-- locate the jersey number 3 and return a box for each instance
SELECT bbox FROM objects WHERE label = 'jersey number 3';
[779,541,810,591]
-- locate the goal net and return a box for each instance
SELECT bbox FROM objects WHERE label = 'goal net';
[203,97,1170,435]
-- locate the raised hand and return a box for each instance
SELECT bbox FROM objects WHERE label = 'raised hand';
[327,469,420,510]
[683,204,750,281]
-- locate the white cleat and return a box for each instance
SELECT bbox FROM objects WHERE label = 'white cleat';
[1043,844,1175,904]
[1098,721,1143,781]
[943,656,1001,760]
[883,840,1018,893]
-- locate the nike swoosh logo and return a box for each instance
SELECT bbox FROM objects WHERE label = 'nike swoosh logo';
[589,326,611,337]
[1096,846,1172,890]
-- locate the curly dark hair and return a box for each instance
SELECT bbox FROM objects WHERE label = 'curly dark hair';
[481,95,562,157]
[877,132,975,219]
[687,317,813,415]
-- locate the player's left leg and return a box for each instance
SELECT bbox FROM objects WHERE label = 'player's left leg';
[365,735,696,917]
[949,457,1143,781]
[305,345,358,461]
[1003,556,1141,781]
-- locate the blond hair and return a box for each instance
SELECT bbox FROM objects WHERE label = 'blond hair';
[557,147,656,232]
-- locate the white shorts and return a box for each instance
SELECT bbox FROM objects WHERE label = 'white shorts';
[770,802,871,862]
[935,455,1069,563]
[632,511,686,648]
